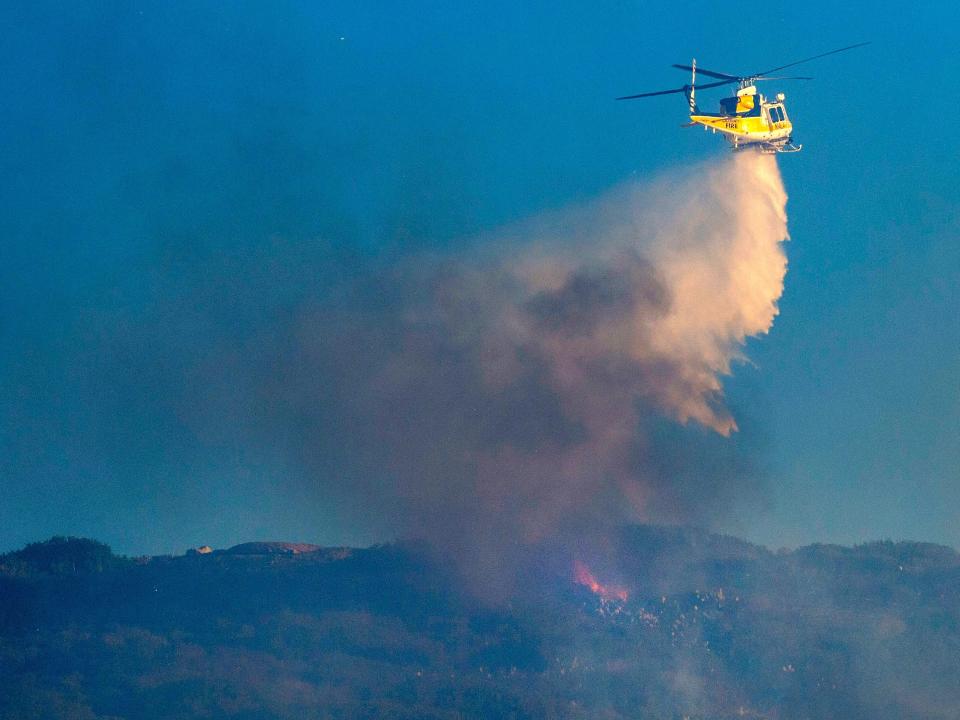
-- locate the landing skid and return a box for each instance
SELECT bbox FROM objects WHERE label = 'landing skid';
[733,140,803,154]
[767,141,802,154]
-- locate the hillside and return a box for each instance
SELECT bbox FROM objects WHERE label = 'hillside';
[1,528,959,719]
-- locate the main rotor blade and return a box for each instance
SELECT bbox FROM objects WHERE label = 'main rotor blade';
[691,79,737,91]
[616,78,732,100]
[672,64,738,80]
[752,75,813,81]
[616,87,687,100]
[756,41,870,76]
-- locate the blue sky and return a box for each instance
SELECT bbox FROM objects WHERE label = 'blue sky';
[1,2,957,554]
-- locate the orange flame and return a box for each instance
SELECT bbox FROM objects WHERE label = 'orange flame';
[573,560,628,602]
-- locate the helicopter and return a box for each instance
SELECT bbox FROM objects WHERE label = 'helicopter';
[617,42,869,153]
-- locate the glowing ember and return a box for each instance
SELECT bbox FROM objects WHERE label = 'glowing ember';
[573,560,629,602]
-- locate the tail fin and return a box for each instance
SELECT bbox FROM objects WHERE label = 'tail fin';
[683,58,699,113]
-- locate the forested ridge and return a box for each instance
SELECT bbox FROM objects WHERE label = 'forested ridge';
[2,528,958,719]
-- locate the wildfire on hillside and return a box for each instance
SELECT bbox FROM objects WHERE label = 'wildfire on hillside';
[572,560,629,602]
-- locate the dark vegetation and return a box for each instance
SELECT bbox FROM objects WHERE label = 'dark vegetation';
[1,528,959,719]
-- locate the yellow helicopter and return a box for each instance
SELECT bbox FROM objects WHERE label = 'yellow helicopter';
[617,43,869,153]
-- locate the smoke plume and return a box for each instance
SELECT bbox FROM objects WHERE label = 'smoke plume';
[290,151,788,566]
[4,143,787,570]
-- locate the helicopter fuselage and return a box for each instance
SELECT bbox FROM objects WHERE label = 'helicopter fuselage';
[690,86,798,152]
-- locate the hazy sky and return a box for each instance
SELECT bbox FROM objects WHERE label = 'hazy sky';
[1,1,957,555]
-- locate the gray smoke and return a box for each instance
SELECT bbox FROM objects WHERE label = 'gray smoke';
[243,152,790,576]
[4,144,788,576]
